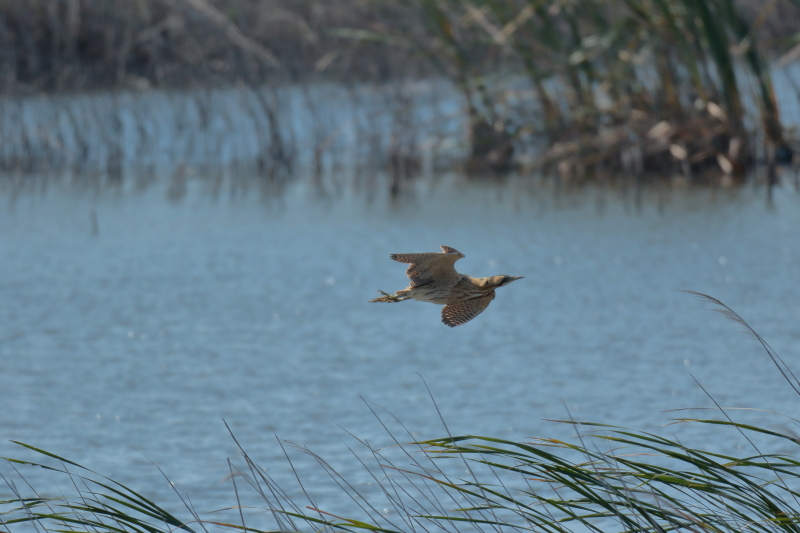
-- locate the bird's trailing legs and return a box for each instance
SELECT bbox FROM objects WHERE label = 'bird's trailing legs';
[369,290,411,303]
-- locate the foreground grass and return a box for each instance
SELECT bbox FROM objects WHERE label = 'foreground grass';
[3,293,800,532]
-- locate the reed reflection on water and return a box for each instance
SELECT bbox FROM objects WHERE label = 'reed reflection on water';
[2,172,800,518]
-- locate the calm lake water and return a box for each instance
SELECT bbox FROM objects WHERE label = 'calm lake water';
[3,174,800,527]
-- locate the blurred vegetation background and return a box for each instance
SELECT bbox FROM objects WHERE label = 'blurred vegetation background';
[2,0,799,92]
[2,0,800,184]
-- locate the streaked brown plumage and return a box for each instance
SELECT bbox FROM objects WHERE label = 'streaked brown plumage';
[370,245,523,327]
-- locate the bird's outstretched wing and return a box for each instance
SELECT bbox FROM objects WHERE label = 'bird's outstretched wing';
[390,246,464,288]
[441,293,495,327]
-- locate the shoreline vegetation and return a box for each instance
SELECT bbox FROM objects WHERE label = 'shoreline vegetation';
[2,1,800,188]
[4,293,800,532]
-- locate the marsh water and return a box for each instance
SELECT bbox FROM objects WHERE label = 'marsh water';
[3,173,800,525]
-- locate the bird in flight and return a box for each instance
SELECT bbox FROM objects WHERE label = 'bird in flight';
[370,245,523,327]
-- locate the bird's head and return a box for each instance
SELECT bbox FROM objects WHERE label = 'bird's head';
[486,275,524,288]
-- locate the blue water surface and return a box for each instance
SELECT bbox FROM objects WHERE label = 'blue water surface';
[2,174,800,526]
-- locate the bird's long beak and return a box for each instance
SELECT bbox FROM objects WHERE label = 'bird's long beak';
[510,276,524,281]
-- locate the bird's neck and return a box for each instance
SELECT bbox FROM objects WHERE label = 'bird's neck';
[469,276,495,288]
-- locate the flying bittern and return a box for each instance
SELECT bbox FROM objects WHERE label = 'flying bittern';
[370,245,523,327]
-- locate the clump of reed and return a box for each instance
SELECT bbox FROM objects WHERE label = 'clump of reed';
[4,293,800,533]
[383,0,800,182]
